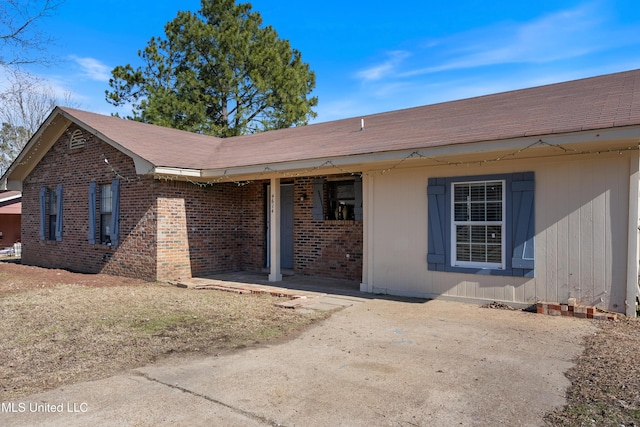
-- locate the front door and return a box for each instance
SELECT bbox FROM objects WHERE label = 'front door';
[266,184,294,269]
[280,185,294,268]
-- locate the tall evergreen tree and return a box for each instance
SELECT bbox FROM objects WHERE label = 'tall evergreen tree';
[106,0,317,137]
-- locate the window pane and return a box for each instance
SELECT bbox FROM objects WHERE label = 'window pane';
[49,215,56,240]
[454,185,468,203]
[456,225,470,243]
[50,190,57,212]
[454,203,468,221]
[101,184,112,213]
[487,226,501,244]
[487,245,502,263]
[486,182,502,201]
[456,244,471,261]
[471,226,486,243]
[486,202,502,221]
[470,184,485,201]
[470,203,485,221]
[470,244,487,262]
[101,213,112,243]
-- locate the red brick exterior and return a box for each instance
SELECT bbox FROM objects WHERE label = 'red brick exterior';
[22,125,158,279]
[21,126,363,283]
[294,177,363,281]
[155,180,266,281]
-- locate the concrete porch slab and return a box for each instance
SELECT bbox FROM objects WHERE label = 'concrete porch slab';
[171,271,366,312]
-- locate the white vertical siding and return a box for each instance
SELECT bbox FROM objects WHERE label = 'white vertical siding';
[538,156,629,310]
[364,153,632,311]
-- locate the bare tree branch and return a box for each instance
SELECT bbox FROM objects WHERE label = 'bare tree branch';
[0,68,79,174]
[0,0,64,66]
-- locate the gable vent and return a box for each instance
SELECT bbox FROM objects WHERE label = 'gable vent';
[69,129,86,149]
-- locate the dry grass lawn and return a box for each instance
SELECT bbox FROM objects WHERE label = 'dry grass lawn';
[0,261,327,400]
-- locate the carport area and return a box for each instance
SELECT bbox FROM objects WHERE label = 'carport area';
[3,294,596,426]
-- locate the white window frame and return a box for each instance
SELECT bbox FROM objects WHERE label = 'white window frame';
[450,179,506,270]
[100,183,113,244]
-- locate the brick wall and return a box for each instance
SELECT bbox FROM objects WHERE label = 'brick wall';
[22,125,158,280]
[153,177,363,281]
[293,176,363,281]
[21,124,362,283]
[155,180,266,281]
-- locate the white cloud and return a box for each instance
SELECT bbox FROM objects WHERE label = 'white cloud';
[71,56,112,81]
[401,2,622,77]
[355,50,410,82]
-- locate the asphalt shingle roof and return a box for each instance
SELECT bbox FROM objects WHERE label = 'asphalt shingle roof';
[60,69,640,171]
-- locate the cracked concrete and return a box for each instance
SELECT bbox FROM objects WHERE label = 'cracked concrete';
[1,298,596,426]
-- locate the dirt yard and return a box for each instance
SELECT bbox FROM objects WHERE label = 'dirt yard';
[544,316,640,426]
[0,260,639,425]
[0,260,327,401]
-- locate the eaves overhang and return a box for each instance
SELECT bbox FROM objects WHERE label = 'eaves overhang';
[0,107,157,191]
[159,125,640,182]
[56,109,156,176]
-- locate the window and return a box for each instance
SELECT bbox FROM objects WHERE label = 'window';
[88,180,120,246]
[39,185,63,241]
[100,184,113,244]
[312,177,363,221]
[49,189,58,241]
[451,180,505,269]
[328,180,356,220]
[427,172,534,277]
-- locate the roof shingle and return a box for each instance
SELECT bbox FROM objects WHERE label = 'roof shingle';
[60,69,640,171]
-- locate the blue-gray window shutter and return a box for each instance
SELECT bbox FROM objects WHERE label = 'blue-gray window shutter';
[55,184,63,241]
[312,178,324,220]
[88,182,96,244]
[39,187,47,240]
[354,176,363,221]
[111,179,120,246]
[427,178,446,270]
[511,172,535,277]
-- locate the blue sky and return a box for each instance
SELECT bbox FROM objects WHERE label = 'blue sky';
[8,0,640,123]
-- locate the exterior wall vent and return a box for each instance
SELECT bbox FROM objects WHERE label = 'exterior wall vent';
[69,129,86,150]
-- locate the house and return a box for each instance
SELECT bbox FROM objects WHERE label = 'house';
[1,69,639,316]
[0,191,21,253]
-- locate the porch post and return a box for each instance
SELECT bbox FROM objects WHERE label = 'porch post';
[626,151,639,317]
[269,177,282,282]
[360,173,373,292]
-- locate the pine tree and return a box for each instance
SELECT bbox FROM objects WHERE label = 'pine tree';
[106,0,317,137]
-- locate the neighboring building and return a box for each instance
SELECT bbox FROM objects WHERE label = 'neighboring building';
[1,69,639,315]
[0,191,21,249]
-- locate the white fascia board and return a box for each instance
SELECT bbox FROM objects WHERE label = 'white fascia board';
[534,126,640,146]
[153,167,202,177]
[199,127,640,179]
[0,193,21,203]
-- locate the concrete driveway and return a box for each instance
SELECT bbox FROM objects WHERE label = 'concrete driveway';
[2,297,595,426]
